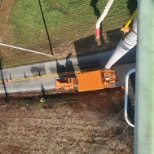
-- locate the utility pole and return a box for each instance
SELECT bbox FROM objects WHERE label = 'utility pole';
[135,0,154,153]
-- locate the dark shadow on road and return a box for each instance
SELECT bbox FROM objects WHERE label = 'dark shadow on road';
[56,53,75,80]
[31,65,46,77]
[38,0,53,55]
[41,85,46,99]
[0,59,9,101]
[127,73,135,124]
[24,72,27,79]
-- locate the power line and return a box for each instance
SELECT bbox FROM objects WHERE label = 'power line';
[0,42,52,57]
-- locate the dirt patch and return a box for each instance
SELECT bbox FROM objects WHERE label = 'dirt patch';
[0,0,14,41]
[0,89,134,154]
[0,0,14,21]
[0,0,15,65]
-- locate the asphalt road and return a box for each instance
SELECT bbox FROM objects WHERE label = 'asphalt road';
[0,48,136,94]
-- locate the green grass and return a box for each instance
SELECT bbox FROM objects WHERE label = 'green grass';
[9,0,105,46]
[9,0,133,47]
[1,0,136,67]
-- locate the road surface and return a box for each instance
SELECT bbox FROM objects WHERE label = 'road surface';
[0,48,136,94]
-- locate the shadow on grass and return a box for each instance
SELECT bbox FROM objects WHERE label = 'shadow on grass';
[2,87,123,110]
[74,35,98,54]
[38,0,53,55]
[73,0,125,56]
[127,0,137,15]
[106,28,122,47]
[87,0,137,53]
[74,28,122,55]
[90,0,100,18]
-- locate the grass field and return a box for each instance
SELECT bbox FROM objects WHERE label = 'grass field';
[0,0,137,67]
